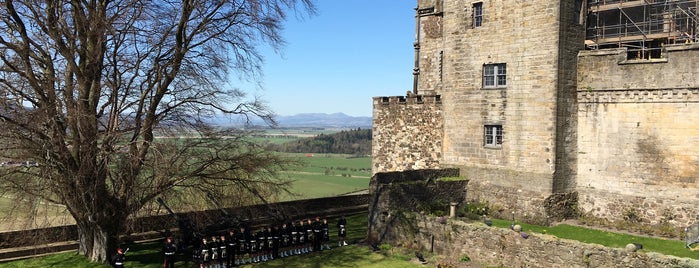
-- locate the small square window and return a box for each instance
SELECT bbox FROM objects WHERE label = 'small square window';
[484,125,503,147]
[473,2,483,28]
[483,63,506,88]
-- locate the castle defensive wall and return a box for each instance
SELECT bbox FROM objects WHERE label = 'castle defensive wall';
[372,0,699,234]
[577,44,699,226]
[372,95,443,173]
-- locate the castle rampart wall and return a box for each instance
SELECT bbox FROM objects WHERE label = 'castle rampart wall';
[577,44,699,226]
[372,95,443,174]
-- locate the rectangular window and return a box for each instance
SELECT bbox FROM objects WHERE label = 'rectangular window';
[483,63,506,88]
[484,125,503,147]
[473,2,483,28]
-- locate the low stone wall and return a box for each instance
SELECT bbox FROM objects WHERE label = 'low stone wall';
[0,194,369,249]
[390,213,699,268]
[367,169,465,243]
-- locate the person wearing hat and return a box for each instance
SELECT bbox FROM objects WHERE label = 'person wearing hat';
[163,236,177,268]
[111,247,126,268]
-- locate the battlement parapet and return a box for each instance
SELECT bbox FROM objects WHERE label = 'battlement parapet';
[373,94,441,106]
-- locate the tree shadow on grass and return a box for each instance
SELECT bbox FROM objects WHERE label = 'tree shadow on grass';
[249,244,391,268]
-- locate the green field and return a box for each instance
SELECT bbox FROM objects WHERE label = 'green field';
[0,153,370,231]
[280,153,370,200]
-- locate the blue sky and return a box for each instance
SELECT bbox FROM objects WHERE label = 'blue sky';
[239,0,416,117]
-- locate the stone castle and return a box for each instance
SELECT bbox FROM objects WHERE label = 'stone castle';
[372,0,699,228]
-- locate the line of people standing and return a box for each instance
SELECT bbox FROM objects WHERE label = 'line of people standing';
[175,215,348,268]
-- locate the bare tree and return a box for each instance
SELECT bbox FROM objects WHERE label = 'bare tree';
[0,0,314,263]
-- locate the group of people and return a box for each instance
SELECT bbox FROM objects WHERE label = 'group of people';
[160,215,348,268]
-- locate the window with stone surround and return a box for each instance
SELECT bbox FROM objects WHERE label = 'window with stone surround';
[484,125,503,147]
[483,63,506,88]
[473,2,483,28]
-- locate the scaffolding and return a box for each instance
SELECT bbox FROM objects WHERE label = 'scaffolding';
[586,0,699,59]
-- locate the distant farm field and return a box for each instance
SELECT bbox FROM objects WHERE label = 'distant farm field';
[280,153,371,200]
[0,153,371,231]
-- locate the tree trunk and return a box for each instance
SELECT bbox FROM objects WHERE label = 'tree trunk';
[76,214,123,263]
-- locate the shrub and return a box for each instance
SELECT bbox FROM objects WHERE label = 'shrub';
[379,243,392,251]
[458,200,491,220]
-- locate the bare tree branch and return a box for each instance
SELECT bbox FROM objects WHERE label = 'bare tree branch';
[0,0,315,263]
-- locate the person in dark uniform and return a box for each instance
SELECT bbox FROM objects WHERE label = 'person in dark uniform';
[265,226,274,261]
[209,235,220,268]
[198,237,211,268]
[290,221,299,255]
[111,247,126,268]
[226,229,237,268]
[218,234,227,268]
[235,226,248,265]
[271,224,280,259]
[312,217,322,252]
[280,222,290,257]
[249,228,259,263]
[257,227,268,262]
[321,218,331,250]
[305,218,314,253]
[297,220,307,254]
[337,215,347,247]
[163,236,177,268]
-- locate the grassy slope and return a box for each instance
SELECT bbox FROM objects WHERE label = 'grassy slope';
[489,218,698,259]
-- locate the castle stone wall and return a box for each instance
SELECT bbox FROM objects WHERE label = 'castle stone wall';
[372,95,443,174]
[576,45,699,226]
[366,169,464,244]
[372,0,699,233]
[386,214,699,268]
[415,0,444,95]
[375,0,586,221]
[430,0,574,182]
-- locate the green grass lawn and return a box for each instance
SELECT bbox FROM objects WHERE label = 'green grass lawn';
[488,218,699,259]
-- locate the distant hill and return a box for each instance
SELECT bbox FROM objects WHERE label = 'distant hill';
[275,113,371,128]
[210,113,372,128]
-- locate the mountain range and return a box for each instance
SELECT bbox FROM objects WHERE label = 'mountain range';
[210,113,372,128]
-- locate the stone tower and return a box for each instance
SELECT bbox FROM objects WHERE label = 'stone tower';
[374,0,585,220]
[373,0,699,226]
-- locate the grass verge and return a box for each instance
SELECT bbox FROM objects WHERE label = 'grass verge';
[488,218,698,259]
